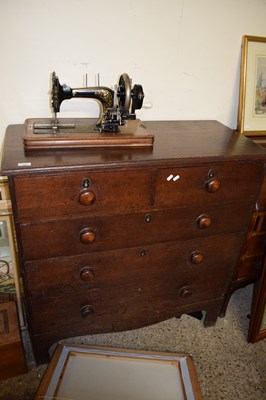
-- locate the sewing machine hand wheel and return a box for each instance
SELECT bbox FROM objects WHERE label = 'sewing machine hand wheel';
[131,84,144,111]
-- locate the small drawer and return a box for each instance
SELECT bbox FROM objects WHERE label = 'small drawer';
[154,162,263,208]
[20,201,253,261]
[13,169,153,222]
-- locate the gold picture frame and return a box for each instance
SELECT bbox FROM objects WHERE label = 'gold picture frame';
[238,35,266,136]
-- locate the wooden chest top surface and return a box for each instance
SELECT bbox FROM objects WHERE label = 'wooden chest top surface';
[3,120,266,364]
[2,120,266,175]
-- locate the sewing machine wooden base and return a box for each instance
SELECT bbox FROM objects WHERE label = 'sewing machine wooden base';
[23,118,154,150]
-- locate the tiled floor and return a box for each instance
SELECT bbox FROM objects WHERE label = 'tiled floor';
[0,284,265,399]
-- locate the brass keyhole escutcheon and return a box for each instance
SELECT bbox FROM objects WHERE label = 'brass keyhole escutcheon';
[208,169,215,178]
[82,178,91,188]
[144,214,152,223]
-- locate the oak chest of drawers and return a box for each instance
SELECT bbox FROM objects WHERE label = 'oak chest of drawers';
[1,120,266,363]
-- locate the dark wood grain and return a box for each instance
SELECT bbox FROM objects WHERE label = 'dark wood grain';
[0,302,27,379]
[19,201,253,261]
[1,120,266,363]
[8,162,263,223]
[2,121,266,176]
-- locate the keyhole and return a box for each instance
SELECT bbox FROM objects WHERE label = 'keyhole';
[82,178,91,188]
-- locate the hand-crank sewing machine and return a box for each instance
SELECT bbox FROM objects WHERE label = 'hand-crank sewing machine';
[23,72,154,150]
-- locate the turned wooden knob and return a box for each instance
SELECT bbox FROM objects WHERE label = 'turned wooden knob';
[205,178,220,193]
[197,214,212,229]
[190,251,204,264]
[81,304,94,318]
[80,228,96,244]
[79,190,96,206]
[80,267,95,282]
[179,286,193,298]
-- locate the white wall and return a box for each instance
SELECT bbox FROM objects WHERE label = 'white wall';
[0,0,266,145]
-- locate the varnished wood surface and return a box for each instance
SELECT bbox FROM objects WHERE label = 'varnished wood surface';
[24,234,243,296]
[2,120,266,363]
[24,233,243,336]
[0,302,27,379]
[23,118,154,149]
[2,120,266,175]
[12,162,262,223]
[19,201,252,261]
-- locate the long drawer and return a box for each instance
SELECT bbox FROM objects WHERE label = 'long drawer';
[19,201,253,261]
[24,233,244,296]
[13,162,262,221]
[27,284,220,336]
[27,251,242,337]
[25,233,243,336]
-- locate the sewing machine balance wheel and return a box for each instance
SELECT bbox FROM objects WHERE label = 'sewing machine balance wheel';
[118,73,132,113]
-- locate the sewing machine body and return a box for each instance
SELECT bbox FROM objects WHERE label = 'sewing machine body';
[23,72,154,150]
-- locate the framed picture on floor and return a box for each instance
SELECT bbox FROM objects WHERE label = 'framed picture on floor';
[34,344,202,400]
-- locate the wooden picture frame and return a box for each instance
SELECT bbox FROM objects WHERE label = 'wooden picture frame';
[238,35,266,136]
[0,177,25,327]
[35,344,202,400]
[248,250,266,342]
